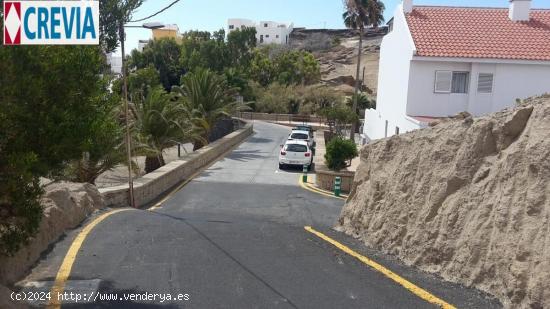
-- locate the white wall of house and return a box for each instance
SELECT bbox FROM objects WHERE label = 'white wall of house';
[406,60,550,117]
[407,61,472,117]
[364,2,550,143]
[364,4,417,141]
[227,19,293,45]
[492,62,550,110]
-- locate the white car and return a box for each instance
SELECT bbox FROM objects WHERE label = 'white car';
[288,130,315,149]
[279,140,313,170]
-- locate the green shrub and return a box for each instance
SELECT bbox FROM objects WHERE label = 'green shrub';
[324,137,358,171]
[0,153,43,256]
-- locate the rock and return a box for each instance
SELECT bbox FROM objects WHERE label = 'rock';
[326,75,356,87]
[337,96,550,308]
[0,182,105,285]
[0,285,28,309]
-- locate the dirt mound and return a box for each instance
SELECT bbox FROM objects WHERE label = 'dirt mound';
[0,182,104,286]
[337,96,550,308]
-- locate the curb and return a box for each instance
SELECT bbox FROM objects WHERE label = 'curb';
[298,175,348,200]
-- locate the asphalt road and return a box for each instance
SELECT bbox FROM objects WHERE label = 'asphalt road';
[19,121,500,308]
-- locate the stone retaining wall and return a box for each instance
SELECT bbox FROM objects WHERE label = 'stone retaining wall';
[100,122,253,208]
[315,167,355,193]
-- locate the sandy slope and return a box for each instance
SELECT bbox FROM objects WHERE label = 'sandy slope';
[337,96,550,308]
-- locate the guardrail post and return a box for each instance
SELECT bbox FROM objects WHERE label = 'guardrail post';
[334,176,342,197]
[303,165,308,183]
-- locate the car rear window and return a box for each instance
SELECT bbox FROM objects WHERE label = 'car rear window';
[285,144,308,152]
[290,133,309,140]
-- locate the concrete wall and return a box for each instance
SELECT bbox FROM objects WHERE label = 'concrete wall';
[100,122,253,208]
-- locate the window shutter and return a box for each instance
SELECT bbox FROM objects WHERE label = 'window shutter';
[435,71,452,93]
[478,73,494,93]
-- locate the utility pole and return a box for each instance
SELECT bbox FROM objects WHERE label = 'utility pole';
[119,22,136,208]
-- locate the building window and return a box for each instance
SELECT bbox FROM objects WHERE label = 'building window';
[477,73,494,93]
[264,23,268,27]
[276,35,279,38]
[265,35,269,38]
[229,25,234,30]
[434,71,469,94]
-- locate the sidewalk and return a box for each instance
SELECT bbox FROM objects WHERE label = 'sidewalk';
[95,143,193,188]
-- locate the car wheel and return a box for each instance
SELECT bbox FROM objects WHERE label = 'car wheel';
[279,163,285,170]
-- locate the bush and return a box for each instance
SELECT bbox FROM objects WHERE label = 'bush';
[0,152,43,256]
[324,137,358,171]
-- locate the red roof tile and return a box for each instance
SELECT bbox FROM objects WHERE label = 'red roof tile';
[406,6,550,61]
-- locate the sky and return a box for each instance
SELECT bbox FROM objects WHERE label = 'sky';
[121,0,550,54]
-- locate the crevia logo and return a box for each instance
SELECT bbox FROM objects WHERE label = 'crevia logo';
[3,1,99,45]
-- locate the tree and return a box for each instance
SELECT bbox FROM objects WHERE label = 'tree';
[0,0,144,256]
[173,69,248,150]
[0,114,43,256]
[132,86,197,173]
[130,38,185,91]
[253,83,300,114]
[248,49,321,87]
[62,100,129,184]
[274,50,320,85]
[227,27,257,68]
[0,46,115,176]
[320,105,359,137]
[367,0,386,29]
[346,92,376,110]
[99,0,144,53]
[300,85,344,114]
[343,0,384,139]
[128,66,162,101]
[249,50,275,86]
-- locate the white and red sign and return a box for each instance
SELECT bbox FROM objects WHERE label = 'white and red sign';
[3,1,99,45]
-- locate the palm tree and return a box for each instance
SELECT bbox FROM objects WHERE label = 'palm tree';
[343,0,384,140]
[367,1,386,29]
[132,86,198,173]
[172,69,249,150]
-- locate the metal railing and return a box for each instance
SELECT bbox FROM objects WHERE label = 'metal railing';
[235,112,327,125]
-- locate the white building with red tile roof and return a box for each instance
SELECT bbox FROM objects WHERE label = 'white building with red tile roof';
[363,0,550,142]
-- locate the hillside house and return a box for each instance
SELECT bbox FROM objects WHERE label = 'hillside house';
[227,18,294,45]
[363,0,550,142]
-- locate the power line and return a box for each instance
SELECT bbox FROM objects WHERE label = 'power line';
[129,0,181,23]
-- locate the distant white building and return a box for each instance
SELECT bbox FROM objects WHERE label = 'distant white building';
[227,18,294,45]
[137,40,149,52]
[363,0,550,143]
[106,53,122,75]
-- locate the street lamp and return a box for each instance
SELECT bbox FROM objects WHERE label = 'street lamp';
[119,21,165,208]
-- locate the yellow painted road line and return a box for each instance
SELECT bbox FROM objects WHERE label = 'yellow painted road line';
[47,209,131,309]
[298,175,347,200]
[304,226,457,309]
